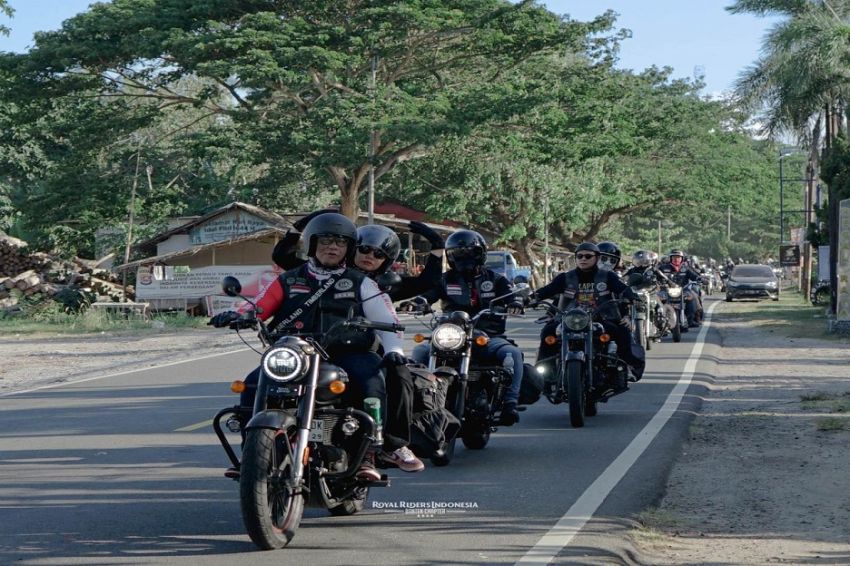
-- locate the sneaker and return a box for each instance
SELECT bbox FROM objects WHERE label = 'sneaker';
[378,446,425,473]
[356,450,381,482]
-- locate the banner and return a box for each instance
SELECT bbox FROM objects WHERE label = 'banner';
[136,265,280,300]
[818,245,830,283]
[779,245,800,267]
[189,211,270,245]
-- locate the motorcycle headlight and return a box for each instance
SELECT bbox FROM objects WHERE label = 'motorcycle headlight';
[667,286,682,298]
[262,347,306,382]
[432,323,466,351]
[563,309,590,331]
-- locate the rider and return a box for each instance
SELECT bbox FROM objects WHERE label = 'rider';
[625,250,673,286]
[657,248,703,328]
[209,213,405,481]
[532,242,646,387]
[597,241,623,275]
[403,229,525,425]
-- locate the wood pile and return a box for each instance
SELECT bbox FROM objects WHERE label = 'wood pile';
[0,232,133,315]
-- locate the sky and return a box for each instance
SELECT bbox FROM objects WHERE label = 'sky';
[0,0,781,96]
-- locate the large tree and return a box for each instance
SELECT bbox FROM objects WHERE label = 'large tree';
[1,0,597,220]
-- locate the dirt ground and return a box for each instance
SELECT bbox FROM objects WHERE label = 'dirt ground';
[633,302,850,565]
[3,305,850,564]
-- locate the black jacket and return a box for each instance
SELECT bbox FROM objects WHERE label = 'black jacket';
[535,266,638,321]
[418,268,514,336]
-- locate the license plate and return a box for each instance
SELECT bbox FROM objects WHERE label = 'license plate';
[309,419,326,443]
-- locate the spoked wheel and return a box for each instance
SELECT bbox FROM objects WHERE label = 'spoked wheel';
[566,360,586,428]
[240,427,304,550]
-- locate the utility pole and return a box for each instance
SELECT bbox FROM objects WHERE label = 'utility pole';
[367,54,377,225]
[727,205,731,239]
[122,149,141,303]
[801,163,815,300]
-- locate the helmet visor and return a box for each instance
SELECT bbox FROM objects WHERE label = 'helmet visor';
[447,246,483,261]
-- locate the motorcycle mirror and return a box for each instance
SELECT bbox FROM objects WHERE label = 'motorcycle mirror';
[375,271,402,292]
[222,276,242,297]
[513,282,532,297]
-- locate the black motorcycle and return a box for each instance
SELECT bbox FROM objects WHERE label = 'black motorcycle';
[811,280,830,306]
[628,270,678,344]
[212,276,404,550]
[408,287,529,466]
[533,299,633,428]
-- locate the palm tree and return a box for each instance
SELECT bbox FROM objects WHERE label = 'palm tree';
[729,0,850,313]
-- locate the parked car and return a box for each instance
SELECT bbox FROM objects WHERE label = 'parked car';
[725,264,780,302]
[485,251,533,287]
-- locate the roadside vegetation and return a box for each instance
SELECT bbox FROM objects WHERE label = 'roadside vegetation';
[720,290,847,342]
[0,306,206,335]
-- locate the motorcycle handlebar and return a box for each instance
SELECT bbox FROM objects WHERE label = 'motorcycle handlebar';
[344,320,406,333]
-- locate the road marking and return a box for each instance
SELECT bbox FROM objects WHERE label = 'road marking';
[0,347,249,397]
[175,419,214,432]
[516,300,720,565]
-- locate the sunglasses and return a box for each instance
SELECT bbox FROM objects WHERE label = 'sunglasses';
[599,256,618,264]
[316,235,350,247]
[576,253,597,260]
[356,245,388,260]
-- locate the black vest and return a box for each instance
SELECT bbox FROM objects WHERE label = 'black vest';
[439,269,506,336]
[559,269,620,321]
[270,264,367,336]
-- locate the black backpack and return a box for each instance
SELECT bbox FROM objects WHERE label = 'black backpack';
[407,366,461,458]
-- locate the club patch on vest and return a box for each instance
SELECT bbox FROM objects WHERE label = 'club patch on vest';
[447,284,463,296]
[480,281,494,292]
[335,279,354,291]
[481,292,495,298]
[333,291,355,299]
[596,282,608,291]
[290,284,311,294]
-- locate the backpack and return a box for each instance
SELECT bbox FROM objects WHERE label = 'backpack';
[519,362,543,406]
[407,365,461,458]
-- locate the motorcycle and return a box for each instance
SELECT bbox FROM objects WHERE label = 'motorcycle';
[655,282,683,343]
[408,286,530,467]
[811,280,831,306]
[626,271,657,351]
[532,298,634,428]
[212,276,404,550]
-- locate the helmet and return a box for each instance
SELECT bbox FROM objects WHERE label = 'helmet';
[668,248,685,259]
[631,250,653,268]
[597,241,621,271]
[301,213,357,259]
[445,230,487,273]
[355,224,401,274]
[575,242,600,255]
[646,251,659,266]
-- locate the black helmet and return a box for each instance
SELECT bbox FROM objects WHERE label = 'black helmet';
[301,213,357,259]
[355,224,401,274]
[668,248,685,258]
[445,229,487,273]
[631,250,653,268]
[575,242,600,255]
[597,241,621,269]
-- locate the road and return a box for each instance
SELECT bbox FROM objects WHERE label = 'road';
[0,300,721,565]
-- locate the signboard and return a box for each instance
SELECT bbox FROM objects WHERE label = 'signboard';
[779,245,800,267]
[818,245,830,283]
[136,265,280,300]
[837,199,850,321]
[189,211,270,245]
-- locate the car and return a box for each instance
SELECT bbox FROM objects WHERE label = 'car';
[725,264,780,302]
[485,250,533,287]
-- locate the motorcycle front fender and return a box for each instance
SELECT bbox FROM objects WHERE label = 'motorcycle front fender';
[245,409,297,432]
[566,350,586,363]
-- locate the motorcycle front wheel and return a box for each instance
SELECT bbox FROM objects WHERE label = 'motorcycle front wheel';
[635,319,648,351]
[461,421,491,449]
[668,306,682,343]
[240,427,304,550]
[566,360,586,428]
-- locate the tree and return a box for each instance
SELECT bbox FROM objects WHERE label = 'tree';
[729,0,850,311]
[0,0,12,37]
[1,0,595,220]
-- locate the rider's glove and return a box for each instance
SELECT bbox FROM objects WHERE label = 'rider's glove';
[408,220,444,250]
[208,310,240,328]
[399,296,428,312]
[506,301,524,315]
[381,351,408,368]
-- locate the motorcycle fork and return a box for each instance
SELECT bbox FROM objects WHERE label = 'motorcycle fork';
[291,354,321,486]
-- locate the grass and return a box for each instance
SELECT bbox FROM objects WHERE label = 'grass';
[800,391,850,413]
[0,308,208,335]
[719,288,849,342]
[815,417,848,432]
[632,508,682,545]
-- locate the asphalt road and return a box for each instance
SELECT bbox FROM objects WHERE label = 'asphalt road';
[0,300,722,565]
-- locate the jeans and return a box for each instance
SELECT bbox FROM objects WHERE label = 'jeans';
[412,337,524,404]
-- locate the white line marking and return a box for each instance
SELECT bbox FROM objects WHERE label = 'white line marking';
[0,347,249,397]
[175,419,214,432]
[516,301,720,564]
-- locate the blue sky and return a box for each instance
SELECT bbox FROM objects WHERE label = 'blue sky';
[0,0,780,95]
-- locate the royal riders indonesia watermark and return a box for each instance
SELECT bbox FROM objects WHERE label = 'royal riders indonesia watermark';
[371,500,480,518]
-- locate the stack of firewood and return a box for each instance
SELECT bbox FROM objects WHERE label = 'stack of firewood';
[0,232,133,315]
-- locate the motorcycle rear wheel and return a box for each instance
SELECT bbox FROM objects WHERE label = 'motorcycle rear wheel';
[566,360,586,428]
[240,427,304,550]
[461,422,491,449]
